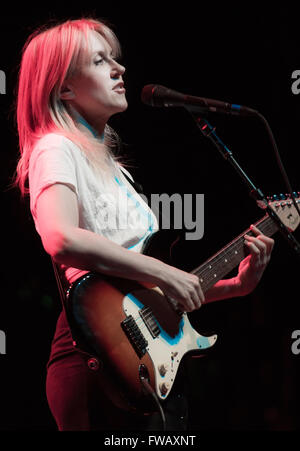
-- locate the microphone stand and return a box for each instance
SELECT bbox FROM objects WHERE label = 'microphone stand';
[188,111,300,258]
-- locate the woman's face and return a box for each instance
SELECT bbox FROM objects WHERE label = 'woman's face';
[65,30,128,130]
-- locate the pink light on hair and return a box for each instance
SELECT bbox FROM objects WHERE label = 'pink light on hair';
[14,18,122,196]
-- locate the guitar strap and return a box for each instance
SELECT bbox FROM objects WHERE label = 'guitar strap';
[119,166,144,194]
[51,257,68,311]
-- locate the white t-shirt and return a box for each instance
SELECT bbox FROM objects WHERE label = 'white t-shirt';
[29,132,159,284]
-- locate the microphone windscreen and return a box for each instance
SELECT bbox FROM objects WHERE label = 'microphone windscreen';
[141,84,185,107]
[141,84,160,106]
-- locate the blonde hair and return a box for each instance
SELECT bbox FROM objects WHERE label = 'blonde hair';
[14,17,126,196]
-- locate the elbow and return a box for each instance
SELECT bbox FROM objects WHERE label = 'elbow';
[42,230,72,263]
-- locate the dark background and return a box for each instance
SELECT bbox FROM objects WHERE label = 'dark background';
[0,3,300,431]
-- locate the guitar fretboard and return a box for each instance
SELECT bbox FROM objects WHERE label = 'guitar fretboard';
[190,214,278,293]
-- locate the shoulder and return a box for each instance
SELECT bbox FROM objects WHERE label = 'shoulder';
[28,133,81,208]
[30,133,84,169]
[32,132,80,155]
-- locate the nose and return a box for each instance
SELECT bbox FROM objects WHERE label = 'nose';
[111,59,126,79]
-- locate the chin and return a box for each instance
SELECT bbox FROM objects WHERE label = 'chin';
[104,99,128,117]
[116,100,128,113]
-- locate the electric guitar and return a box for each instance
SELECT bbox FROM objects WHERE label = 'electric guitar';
[66,193,300,412]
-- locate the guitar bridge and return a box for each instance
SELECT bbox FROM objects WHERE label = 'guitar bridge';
[121,315,148,359]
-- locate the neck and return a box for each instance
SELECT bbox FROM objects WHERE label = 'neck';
[69,105,105,142]
[77,114,104,141]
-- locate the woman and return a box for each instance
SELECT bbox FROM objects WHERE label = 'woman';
[14,17,274,431]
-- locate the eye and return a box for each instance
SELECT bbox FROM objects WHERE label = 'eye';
[94,58,104,66]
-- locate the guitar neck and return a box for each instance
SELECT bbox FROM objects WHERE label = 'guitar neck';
[191,214,278,293]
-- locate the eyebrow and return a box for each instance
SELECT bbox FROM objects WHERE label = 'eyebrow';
[92,49,114,58]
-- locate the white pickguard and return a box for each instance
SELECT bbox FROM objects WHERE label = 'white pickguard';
[122,292,217,400]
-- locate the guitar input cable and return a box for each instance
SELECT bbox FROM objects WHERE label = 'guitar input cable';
[140,377,167,431]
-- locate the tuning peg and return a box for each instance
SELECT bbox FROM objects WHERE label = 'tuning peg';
[279,193,286,200]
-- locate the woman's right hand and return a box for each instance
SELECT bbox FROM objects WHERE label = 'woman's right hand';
[155,263,205,312]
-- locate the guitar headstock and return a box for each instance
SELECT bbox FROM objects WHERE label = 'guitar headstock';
[265,192,300,232]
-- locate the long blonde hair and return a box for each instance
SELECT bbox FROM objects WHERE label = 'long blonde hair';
[14,17,125,196]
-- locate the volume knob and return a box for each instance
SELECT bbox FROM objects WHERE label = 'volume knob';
[158,364,169,377]
[159,382,170,396]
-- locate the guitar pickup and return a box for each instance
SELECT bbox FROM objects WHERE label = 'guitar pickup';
[121,315,148,359]
[139,307,160,339]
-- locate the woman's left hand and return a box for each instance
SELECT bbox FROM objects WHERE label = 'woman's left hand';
[236,224,274,296]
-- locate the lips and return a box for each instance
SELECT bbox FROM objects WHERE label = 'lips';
[113,82,125,90]
[112,82,126,94]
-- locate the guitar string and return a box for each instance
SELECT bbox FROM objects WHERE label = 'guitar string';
[131,313,158,337]
[193,232,272,289]
[129,216,276,336]
[191,217,272,279]
[133,309,181,339]
[200,221,275,285]
[192,217,275,285]
[130,303,170,336]
[133,308,158,330]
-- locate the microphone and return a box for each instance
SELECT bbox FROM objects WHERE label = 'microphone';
[141,84,257,117]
